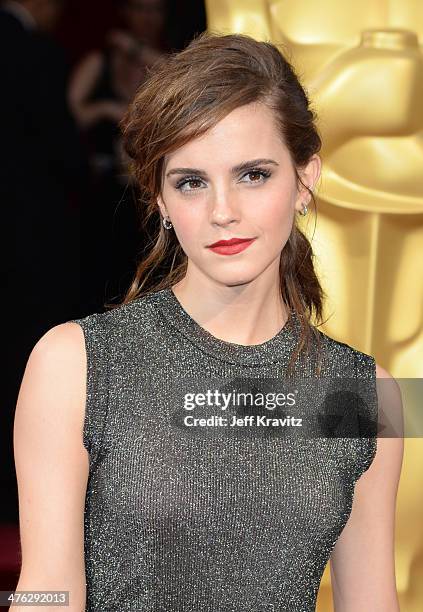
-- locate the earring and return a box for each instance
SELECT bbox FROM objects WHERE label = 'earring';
[162,216,173,229]
[299,202,309,216]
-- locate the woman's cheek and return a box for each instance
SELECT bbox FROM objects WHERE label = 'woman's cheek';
[173,219,203,258]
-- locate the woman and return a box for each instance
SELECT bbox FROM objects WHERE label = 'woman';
[13,32,403,611]
[67,0,167,179]
[67,0,167,311]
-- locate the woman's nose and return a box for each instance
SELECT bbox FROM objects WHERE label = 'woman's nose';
[208,188,241,226]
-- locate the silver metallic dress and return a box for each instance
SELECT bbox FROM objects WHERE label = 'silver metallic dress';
[70,287,378,612]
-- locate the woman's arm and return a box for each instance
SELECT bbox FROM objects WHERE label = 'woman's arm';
[329,363,404,611]
[12,322,89,610]
[67,51,126,128]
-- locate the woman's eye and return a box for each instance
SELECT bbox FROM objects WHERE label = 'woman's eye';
[175,177,204,193]
[241,169,271,184]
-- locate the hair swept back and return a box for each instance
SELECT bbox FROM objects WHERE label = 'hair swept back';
[112,30,327,375]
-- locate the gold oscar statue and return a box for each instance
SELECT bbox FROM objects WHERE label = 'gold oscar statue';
[206,2,423,610]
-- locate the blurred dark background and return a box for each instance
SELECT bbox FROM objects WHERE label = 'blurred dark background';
[0,0,206,595]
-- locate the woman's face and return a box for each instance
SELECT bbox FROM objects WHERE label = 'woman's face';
[158,102,320,288]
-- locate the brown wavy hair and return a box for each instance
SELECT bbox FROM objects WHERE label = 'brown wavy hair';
[113,30,327,375]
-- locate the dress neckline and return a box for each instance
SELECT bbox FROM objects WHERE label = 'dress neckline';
[149,286,300,366]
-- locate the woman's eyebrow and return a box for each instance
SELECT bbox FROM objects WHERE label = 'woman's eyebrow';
[165,158,279,179]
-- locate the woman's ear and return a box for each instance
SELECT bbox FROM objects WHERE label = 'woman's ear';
[157,194,167,219]
[301,154,321,196]
[294,154,321,212]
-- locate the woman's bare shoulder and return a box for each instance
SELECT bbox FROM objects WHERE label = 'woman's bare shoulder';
[15,321,88,447]
[30,320,85,351]
[31,320,86,381]
[13,323,89,600]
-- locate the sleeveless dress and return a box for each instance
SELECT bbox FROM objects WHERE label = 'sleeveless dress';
[70,286,378,612]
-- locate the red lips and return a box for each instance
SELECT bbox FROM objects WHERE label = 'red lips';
[207,237,255,247]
